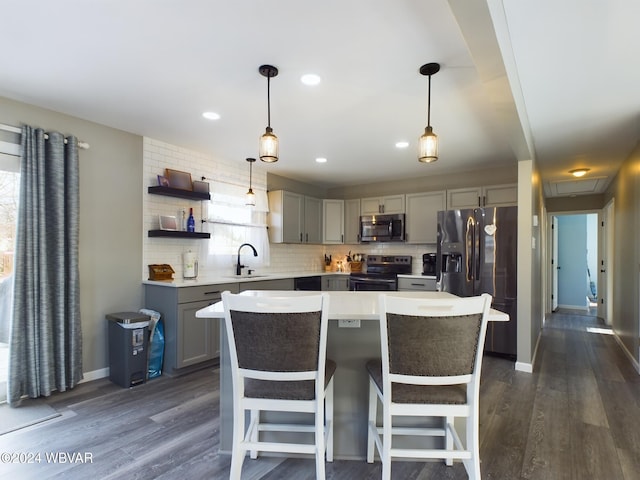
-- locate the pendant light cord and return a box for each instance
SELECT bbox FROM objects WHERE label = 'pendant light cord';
[267,76,271,128]
[427,74,432,127]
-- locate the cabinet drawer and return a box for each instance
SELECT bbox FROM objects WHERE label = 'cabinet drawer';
[397,277,437,291]
[177,283,239,304]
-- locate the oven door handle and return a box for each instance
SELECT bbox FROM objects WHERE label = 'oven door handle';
[350,277,397,284]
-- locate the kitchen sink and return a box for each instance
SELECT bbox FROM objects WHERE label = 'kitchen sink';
[222,274,270,279]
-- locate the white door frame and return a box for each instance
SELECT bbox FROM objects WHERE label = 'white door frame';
[599,199,614,325]
[546,209,601,317]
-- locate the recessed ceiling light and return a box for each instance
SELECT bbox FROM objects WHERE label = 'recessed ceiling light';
[202,111,221,120]
[569,168,590,177]
[301,74,321,86]
[315,157,327,163]
[395,141,409,149]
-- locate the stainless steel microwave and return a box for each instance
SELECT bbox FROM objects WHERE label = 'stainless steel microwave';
[359,214,405,242]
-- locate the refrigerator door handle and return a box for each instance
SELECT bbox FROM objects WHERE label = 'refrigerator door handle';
[475,215,482,290]
[465,216,475,283]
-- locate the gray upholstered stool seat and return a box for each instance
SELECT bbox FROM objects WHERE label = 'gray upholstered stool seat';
[366,359,466,405]
[246,359,337,400]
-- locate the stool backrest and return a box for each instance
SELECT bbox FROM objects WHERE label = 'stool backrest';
[379,293,492,386]
[222,292,330,386]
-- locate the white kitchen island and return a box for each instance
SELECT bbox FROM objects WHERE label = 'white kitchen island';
[196,290,509,459]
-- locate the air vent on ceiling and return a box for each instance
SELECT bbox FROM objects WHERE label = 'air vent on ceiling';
[545,177,608,197]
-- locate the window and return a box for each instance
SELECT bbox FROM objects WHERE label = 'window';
[205,181,270,267]
[0,169,19,280]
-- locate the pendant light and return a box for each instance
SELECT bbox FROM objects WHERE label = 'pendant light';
[418,62,440,163]
[245,157,256,206]
[259,64,279,162]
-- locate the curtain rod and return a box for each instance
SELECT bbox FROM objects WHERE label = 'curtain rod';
[0,122,90,150]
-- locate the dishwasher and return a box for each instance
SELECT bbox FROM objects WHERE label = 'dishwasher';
[294,276,322,291]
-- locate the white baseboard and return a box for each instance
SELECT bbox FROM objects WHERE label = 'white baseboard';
[613,333,640,375]
[514,326,541,374]
[557,303,589,311]
[80,367,109,383]
[515,361,533,373]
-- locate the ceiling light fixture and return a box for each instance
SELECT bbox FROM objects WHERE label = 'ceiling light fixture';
[301,73,321,86]
[315,157,327,163]
[395,141,409,149]
[418,62,440,163]
[259,64,279,162]
[202,111,221,120]
[569,168,590,177]
[245,157,256,206]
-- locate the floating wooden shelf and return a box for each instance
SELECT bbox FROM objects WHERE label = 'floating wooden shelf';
[148,230,210,239]
[148,186,211,201]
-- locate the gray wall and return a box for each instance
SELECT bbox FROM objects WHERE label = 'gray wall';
[0,96,143,375]
[326,165,517,199]
[517,159,544,369]
[546,194,604,212]
[604,139,640,365]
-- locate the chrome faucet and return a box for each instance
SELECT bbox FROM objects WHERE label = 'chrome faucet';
[236,243,258,276]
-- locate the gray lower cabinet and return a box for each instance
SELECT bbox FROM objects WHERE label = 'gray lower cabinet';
[144,282,239,374]
[321,275,350,291]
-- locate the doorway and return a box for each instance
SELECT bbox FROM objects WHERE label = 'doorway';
[550,213,599,314]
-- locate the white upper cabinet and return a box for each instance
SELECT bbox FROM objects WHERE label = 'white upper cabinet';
[360,195,405,215]
[323,199,344,244]
[447,183,517,209]
[405,191,446,244]
[268,190,323,243]
[344,198,361,244]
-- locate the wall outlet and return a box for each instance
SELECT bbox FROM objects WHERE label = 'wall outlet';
[338,319,361,328]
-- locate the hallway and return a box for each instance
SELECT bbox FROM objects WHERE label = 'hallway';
[0,309,638,479]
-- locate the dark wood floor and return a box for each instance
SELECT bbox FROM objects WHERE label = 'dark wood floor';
[1,309,639,479]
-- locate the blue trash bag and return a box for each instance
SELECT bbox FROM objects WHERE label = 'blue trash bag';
[148,320,164,379]
[140,309,165,379]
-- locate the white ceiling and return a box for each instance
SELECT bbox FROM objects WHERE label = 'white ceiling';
[0,0,638,197]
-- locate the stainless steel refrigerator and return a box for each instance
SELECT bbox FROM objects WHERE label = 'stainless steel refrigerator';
[436,206,517,357]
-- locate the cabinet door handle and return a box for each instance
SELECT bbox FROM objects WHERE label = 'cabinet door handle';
[478,196,481,207]
[300,233,303,242]
[411,283,426,287]
[204,290,221,295]
[341,234,344,243]
[306,233,309,242]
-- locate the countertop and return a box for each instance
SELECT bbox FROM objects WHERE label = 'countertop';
[143,271,350,288]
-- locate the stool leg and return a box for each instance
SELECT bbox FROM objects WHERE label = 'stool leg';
[367,378,377,463]
[250,409,259,459]
[325,378,334,462]
[315,397,326,480]
[230,404,246,480]
[445,415,453,466]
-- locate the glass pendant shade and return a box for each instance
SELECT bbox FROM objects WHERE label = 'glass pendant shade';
[245,157,257,206]
[245,188,256,206]
[259,127,279,163]
[418,126,438,163]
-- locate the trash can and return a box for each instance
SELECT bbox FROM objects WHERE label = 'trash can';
[107,312,150,388]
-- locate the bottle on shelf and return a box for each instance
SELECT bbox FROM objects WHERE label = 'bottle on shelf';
[187,207,195,233]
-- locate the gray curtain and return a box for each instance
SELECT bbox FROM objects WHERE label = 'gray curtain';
[8,126,83,406]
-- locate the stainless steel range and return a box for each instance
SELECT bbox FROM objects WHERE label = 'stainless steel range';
[348,255,412,291]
